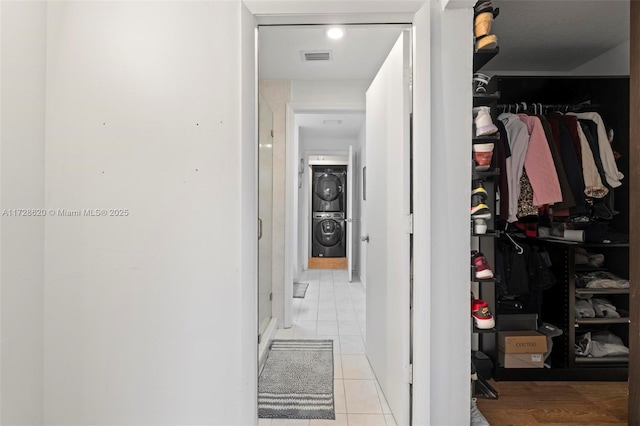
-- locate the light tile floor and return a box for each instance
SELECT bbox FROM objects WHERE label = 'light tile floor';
[260,269,397,426]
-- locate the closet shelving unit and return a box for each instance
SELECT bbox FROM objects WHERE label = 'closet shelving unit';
[490,76,631,381]
[493,237,629,381]
[471,44,501,398]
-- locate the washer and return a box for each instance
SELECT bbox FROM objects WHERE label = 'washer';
[312,212,346,257]
[312,166,347,212]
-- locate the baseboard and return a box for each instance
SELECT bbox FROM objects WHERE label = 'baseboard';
[258,318,278,374]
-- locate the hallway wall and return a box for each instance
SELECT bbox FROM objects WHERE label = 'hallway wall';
[0,2,46,423]
[259,80,290,327]
[42,2,256,423]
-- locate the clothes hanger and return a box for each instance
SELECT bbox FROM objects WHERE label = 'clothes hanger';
[506,231,524,254]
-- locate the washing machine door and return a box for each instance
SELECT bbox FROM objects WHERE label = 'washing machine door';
[314,173,343,202]
[314,219,342,247]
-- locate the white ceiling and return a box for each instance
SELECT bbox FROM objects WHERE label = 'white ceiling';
[259,25,406,80]
[297,112,365,139]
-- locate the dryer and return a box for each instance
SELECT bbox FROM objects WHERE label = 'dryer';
[312,212,346,257]
[312,166,347,212]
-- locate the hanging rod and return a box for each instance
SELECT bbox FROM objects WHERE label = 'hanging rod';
[497,101,600,114]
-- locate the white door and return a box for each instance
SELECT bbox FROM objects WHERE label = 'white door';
[347,145,354,282]
[365,31,411,426]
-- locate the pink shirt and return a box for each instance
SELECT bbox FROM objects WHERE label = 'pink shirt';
[518,114,563,206]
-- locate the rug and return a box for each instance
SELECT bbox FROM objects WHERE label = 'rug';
[258,339,334,419]
[293,282,309,298]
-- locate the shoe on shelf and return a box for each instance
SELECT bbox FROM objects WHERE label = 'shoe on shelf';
[476,34,498,51]
[472,250,494,279]
[471,188,491,234]
[470,397,491,426]
[473,143,494,171]
[472,298,495,329]
[473,106,498,137]
[471,190,491,219]
[474,12,493,38]
[473,72,492,94]
[470,203,491,219]
[474,0,493,15]
[471,180,489,201]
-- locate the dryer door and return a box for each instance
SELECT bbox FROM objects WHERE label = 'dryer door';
[314,173,343,201]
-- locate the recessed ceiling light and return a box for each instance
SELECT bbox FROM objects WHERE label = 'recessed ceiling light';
[326,27,345,40]
[323,120,342,125]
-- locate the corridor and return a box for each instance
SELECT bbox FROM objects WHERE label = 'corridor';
[260,269,396,426]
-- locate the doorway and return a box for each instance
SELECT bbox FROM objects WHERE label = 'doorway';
[257,24,412,424]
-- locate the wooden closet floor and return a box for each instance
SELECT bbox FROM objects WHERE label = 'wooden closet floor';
[476,380,628,425]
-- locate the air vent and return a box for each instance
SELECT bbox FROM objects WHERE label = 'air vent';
[301,51,332,62]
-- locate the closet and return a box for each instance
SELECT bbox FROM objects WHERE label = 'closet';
[476,77,631,382]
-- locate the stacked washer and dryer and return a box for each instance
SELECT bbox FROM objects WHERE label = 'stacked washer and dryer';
[310,161,347,258]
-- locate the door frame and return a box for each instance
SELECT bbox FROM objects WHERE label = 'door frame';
[251,2,476,424]
[283,103,364,328]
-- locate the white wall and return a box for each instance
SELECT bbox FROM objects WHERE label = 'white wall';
[43,2,256,424]
[486,40,631,77]
[259,80,291,327]
[425,3,473,425]
[571,40,630,76]
[0,2,46,423]
[291,80,370,105]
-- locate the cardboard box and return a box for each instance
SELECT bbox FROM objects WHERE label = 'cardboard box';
[499,352,545,368]
[498,330,548,354]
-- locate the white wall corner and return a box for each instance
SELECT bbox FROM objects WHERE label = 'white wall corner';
[571,40,630,76]
[427,3,473,425]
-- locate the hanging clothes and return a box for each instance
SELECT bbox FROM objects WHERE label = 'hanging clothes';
[539,116,575,210]
[574,122,608,198]
[517,170,538,218]
[579,119,610,189]
[517,114,562,206]
[495,120,511,221]
[545,115,589,216]
[498,113,529,223]
[567,112,624,188]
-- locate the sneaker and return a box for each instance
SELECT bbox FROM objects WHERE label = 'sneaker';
[470,203,491,219]
[472,299,495,329]
[471,188,491,234]
[476,34,498,51]
[471,181,489,201]
[474,0,493,15]
[470,398,490,426]
[473,106,498,136]
[472,250,494,279]
[473,143,494,171]
[473,72,491,93]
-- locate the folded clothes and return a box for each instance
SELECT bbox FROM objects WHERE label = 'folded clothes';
[578,271,629,289]
[575,299,595,318]
[576,331,629,358]
[574,248,604,267]
[591,298,620,318]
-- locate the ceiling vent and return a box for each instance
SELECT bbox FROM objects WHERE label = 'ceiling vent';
[301,50,332,62]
